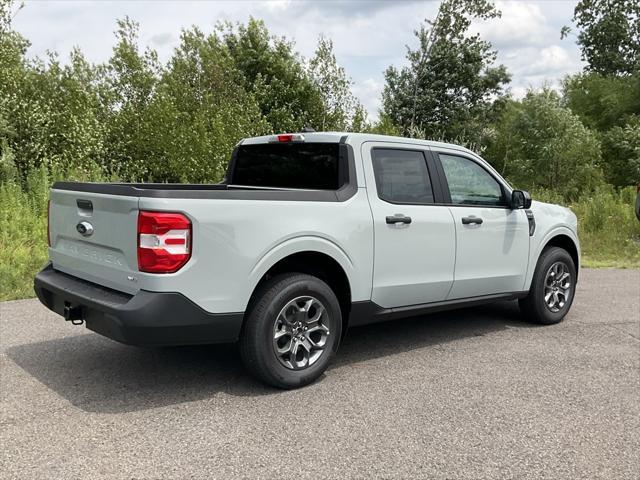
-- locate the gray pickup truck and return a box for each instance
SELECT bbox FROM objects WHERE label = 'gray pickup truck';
[35,132,580,388]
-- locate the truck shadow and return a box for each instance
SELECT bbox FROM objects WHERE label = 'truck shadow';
[6,301,536,414]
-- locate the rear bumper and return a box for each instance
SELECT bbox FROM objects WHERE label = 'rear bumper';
[34,264,243,346]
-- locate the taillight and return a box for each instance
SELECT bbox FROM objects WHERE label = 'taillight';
[137,211,192,273]
[47,199,51,247]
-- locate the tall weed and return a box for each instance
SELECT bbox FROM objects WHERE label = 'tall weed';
[0,165,108,300]
[533,186,640,268]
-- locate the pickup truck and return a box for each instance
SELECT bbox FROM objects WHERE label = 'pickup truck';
[34,132,580,389]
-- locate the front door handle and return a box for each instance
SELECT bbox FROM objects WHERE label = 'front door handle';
[386,214,412,225]
[461,216,483,225]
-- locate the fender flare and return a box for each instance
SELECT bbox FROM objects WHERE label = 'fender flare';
[242,235,356,310]
[524,226,580,289]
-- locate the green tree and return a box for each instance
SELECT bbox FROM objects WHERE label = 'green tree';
[562,0,639,76]
[221,18,324,133]
[600,116,640,186]
[308,36,368,131]
[486,89,603,200]
[562,73,640,186]
[99,17,162,179]
[381,0,510,145]
[146,27,269,182]
[1,0,106,177]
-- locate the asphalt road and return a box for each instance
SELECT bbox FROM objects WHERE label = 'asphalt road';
[1,269,639,479]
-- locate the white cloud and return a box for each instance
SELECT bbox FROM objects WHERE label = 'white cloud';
[352,78,384,121]
[474,1,550,48]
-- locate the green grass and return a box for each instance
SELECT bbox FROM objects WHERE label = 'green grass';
[1,171,638,301]
[533,186,640,269]
[1,166,108,301]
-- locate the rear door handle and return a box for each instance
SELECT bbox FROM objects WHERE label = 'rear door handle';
[386,214,412,225]
[461,216,483,225]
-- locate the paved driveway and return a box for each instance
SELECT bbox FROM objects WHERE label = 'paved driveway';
[1,269,639,479]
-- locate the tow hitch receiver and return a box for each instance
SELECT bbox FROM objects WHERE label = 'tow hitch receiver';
[63,302,84,325]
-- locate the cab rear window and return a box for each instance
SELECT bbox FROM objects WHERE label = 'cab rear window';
[232,143,341,190]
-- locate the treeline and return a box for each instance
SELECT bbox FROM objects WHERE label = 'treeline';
[0,3,366,183]
[0,0,638,196]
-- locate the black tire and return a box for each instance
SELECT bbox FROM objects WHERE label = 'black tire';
[239,273,342,389]
[519,246,577,325]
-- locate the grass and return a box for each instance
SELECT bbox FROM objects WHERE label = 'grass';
[1,170,638,301]
[1,165,108,301]
[533,186,640,269]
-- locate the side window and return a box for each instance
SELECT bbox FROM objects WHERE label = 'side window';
[371,149,434,204]
[439,154,505,206]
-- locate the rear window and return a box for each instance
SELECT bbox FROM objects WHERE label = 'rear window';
[232,143,342,190]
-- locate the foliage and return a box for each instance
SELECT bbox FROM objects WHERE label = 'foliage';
[381,0,510,145]
[0,5,365,184]
[485,89,603,200]
[221,18,324,133]
[562,0,640,76]
[533,186,640,269]
[309,36,368,131]
[0,165,108,301]
[562,72,640,186]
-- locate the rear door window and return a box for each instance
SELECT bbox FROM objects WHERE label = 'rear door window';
[233,143,341,190]
[371,149,435,204]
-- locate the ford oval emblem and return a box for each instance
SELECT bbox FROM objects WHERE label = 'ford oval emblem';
[76,221,94,237]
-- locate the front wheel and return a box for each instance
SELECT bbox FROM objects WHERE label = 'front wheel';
[519,247,577,325]
[240,273,342,389]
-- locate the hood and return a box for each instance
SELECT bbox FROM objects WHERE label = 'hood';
[530,200,578,234]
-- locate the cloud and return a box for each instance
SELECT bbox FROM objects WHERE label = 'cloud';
[473,1,551,49]
[352,78,384,120]
[470,1,584,98]
[150,32,173,47]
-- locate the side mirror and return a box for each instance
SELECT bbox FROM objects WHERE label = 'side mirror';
[511,190,532,209]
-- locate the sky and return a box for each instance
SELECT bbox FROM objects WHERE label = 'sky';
[12,0,584,121]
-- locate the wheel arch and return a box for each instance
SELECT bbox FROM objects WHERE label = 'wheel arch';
[245,238,356,337]
[543,234,580,278]
[527,228,580,289]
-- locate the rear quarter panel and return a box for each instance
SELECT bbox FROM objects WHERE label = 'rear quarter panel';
[135,189,374,314]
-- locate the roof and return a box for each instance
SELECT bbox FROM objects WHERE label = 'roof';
[239,131,477,156]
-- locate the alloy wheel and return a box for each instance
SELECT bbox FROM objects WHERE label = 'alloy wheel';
[544,261,572,313]
[272,296,331,370]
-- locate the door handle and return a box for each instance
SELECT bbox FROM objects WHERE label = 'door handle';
[386,214,412,225]
[461,216,483,225]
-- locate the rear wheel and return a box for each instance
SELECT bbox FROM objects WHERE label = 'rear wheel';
[240,273,342,389]
[519,246,576,325]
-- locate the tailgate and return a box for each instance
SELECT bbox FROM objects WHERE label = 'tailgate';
[48,188,140,294]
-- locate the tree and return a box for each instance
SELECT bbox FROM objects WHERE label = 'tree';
[146,27,269,182]
[221,18,324,133]
[562,72,640,186]
[308,36,367,131]
[100,17,163,179]
[1,0,106,177]
[381,0,510,145]
[485,89,603,200]
[562,0,640,76]
[600,116,640,186]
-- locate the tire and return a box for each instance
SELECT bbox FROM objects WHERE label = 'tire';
[240,273,342,389]
[519,246,577,325]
